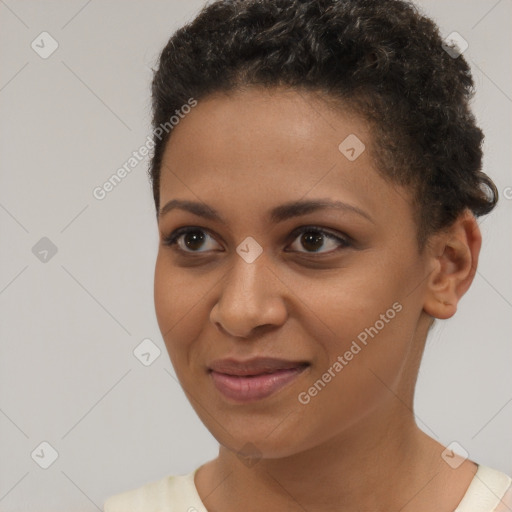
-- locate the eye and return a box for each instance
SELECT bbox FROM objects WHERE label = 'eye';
[286,226,351,255]
[162,227,221,253]
[162,225,351,256]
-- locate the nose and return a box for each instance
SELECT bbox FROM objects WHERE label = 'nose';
[209,253,288,339]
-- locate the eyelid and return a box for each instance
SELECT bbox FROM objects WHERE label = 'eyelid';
[162,226,223,252]
[162,225,352,255]
[287,225,352,248]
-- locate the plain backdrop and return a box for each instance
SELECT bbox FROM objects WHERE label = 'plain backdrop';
[0,1,510,510]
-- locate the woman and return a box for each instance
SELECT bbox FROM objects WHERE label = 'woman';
[104,0,511,510]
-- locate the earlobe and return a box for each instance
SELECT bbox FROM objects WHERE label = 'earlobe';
[423,210,482,320]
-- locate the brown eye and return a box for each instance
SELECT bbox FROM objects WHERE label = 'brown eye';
[162,227,221,253]
[287,227,350,255]
[162,225,351,256]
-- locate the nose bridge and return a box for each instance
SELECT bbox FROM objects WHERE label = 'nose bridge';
[223,247,270,313]
[226,232,271,299]
[211,246,287,338]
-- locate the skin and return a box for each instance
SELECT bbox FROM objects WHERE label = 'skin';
[153,86,482,512]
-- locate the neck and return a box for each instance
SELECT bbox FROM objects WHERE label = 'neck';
[198,400,448,512]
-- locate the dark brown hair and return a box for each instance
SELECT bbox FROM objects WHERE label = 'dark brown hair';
[149,0,498,250]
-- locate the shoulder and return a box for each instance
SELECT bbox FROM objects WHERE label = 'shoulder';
[103,470,205,512]
[494,485,512,512]
[455,464,512,512]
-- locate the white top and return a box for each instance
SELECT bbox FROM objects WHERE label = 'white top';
[103,464,512,512]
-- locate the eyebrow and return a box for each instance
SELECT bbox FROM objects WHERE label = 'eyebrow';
[159,198,375,225]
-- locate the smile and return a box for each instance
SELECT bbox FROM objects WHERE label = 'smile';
[208,358,310,403]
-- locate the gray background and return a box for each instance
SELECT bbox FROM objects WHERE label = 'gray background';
[0,1,510,510]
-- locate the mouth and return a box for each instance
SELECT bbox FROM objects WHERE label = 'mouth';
[208,357,310,403]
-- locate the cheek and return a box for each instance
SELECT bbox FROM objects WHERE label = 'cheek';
[294,314,412,448]
[295,266,401,349]
[154,254,207,330]
[294,269,414,409]
[153,254,216,371]
[154,256,194,358]
[154,255,178,335]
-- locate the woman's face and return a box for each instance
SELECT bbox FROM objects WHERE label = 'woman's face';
[154,87,433,459]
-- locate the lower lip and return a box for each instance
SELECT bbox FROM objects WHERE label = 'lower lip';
[210,366,308,403]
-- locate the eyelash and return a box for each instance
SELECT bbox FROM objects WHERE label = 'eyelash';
[161,225,351,256]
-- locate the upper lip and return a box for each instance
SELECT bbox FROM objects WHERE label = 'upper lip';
[208,357,310,376]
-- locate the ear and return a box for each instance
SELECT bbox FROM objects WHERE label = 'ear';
[423,209,482,320]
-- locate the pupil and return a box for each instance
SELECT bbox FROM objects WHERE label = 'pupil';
[182,230,325,252]
[302,231,323,252]
[185,231,205,250]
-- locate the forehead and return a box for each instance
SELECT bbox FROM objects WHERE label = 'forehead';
[159,87,411,228]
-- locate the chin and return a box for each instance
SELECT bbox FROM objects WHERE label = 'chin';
[201,412,317,461]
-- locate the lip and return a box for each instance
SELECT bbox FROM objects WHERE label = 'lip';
[208,357,310,403]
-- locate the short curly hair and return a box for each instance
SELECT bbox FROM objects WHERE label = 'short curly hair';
[149,0,498,251]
